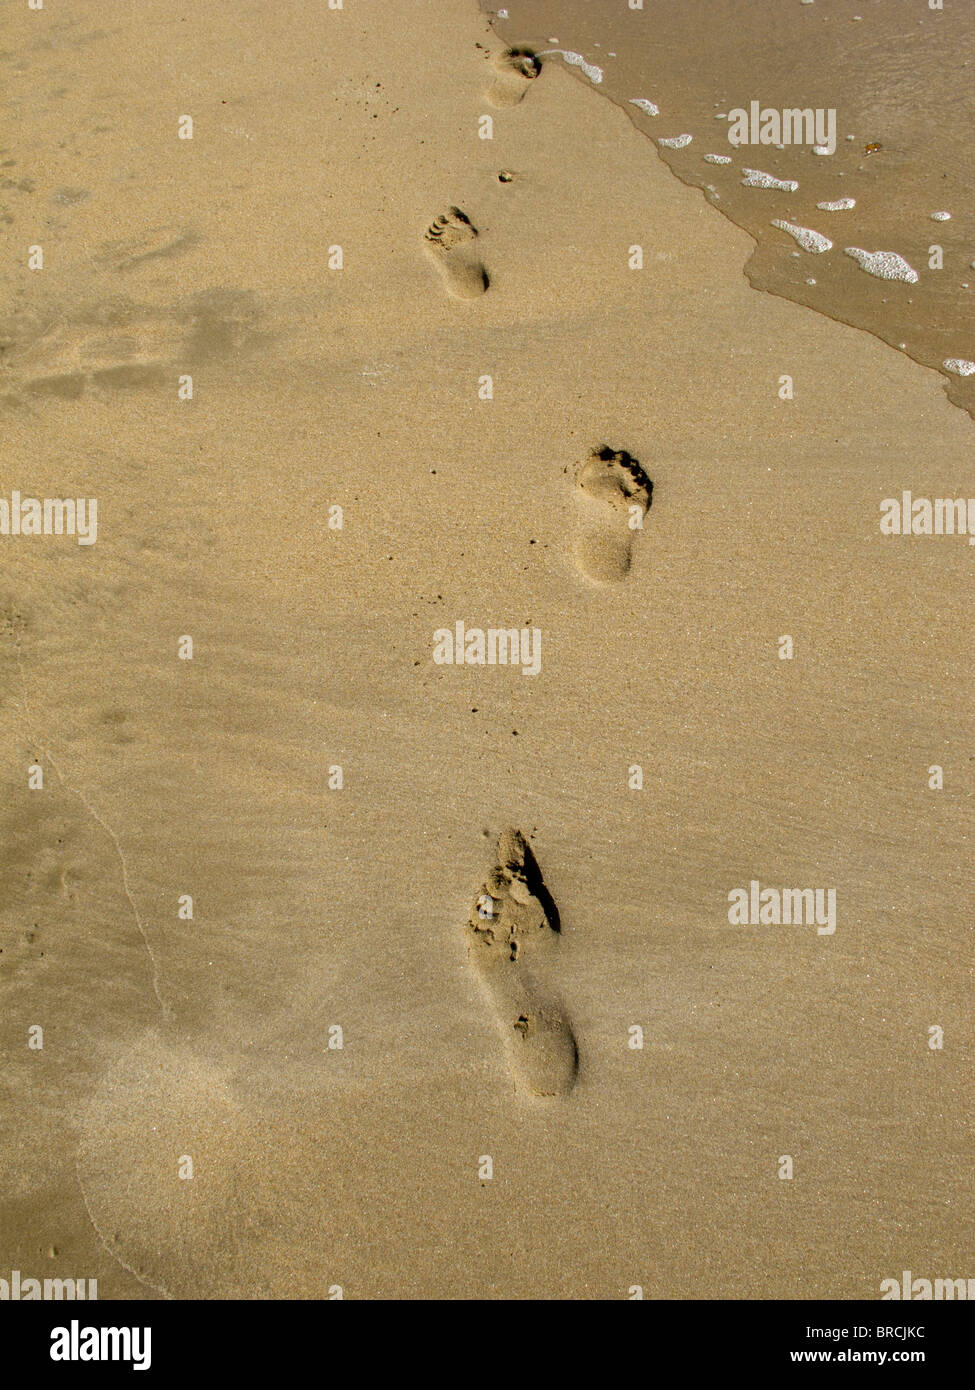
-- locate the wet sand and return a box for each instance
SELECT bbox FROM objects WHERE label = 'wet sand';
[484,0,975,418]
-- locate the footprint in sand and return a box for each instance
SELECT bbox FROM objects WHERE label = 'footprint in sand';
[574,446,653,584]
[2,290,266,403]
[467,828,577,1098]
[93,226,202,274]
[423,208,488,300]
[5,312,176,400]
[486,48,541,108]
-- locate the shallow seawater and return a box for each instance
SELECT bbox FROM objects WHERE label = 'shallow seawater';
[482,0,975,418]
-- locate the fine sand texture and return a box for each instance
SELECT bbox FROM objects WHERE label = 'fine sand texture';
[0,0,972,1299]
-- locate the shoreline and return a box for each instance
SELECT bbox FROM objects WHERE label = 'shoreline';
[481,0,975,422]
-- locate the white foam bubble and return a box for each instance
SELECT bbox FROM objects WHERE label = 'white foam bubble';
[537,49,603,84]
[704,153,732,164]
[742,168,799,191]
[817,197,856,211]
[844,247,919,283]
[658,133,693,149]
[930,210,951,221]
[772,219,832,253]
[811,145,832,156]
[943,358,975,376]
[629,98,659,117]
[554,50,602,84]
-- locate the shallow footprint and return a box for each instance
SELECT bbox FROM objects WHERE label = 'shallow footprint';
[423,208,488,300]
[574,446,653,584]
[467,828,577,1098]
[486,48,541,108]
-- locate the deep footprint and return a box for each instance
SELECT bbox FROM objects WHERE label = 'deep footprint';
[423,208,488,300]
[574,446,653,583]
[486,48,541,108]
[467,828,578,1097]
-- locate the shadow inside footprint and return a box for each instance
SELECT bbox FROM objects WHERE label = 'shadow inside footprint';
[510,835,561,934]
[574,446,653,584]
[423,208,489,300]
[467,828,577,1098]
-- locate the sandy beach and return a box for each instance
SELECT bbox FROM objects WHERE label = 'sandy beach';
[1,0,972,1301]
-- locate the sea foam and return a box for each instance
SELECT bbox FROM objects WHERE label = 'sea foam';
[742,168,798,191]
[943,359,975,376]
[771,220,832,253]
[817,198,855,211]
[540,49,602,84]
[657,134,693,149]
[629,98,659,117]
[844,247,918,283]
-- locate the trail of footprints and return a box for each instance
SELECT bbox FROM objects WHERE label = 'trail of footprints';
[5,47,651,1107]
[433,53,655,1093]
[422,48,539,298]
[423,51,655,587]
